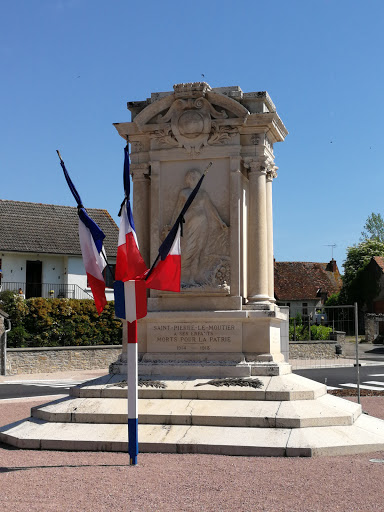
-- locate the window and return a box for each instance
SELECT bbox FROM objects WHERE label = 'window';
[302,302,308,317]
[86,265,115,289]
[104,264,116,289]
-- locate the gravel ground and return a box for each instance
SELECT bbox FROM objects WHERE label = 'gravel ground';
[1,396,384,512]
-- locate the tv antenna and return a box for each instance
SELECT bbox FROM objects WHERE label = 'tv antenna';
[324,244,336,259]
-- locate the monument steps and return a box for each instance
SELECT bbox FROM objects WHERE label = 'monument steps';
[1,374,384,457]
[29,394,360,429]
[70,373,327,401]
[1,414,384,457]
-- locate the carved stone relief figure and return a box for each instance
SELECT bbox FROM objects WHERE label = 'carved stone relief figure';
[164,169,230,290]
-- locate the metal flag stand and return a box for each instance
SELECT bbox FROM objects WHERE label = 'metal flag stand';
[127,317,138,465]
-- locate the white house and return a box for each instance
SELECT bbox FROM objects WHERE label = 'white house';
[0,200,118,301]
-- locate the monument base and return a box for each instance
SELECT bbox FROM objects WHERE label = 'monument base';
[109,355,292,378]
[113,306,289,379]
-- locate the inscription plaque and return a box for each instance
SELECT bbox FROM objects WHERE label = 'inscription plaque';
[147,321,242,352]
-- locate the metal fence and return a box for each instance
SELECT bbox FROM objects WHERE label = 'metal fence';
[285,302,362,403]
[285,304,358,369]
[0,282,93,300]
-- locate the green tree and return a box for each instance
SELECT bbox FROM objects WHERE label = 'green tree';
[361,212,384,243]
[341,238,384,305]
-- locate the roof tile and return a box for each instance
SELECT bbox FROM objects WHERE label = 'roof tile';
[274,261,342,301]
[0,200,118,258]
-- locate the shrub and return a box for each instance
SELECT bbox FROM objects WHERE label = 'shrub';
[289,324,332,341]
[0,296,122,348]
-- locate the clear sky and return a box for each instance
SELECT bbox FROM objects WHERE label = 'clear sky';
[1,0,383,271]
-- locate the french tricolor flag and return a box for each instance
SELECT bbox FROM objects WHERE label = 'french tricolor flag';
[115,201,147,282]
[115,147,147,282]
[57,151,107,315]
[78,209,107,314]
[145,223,181,292]
[114,279,147,323]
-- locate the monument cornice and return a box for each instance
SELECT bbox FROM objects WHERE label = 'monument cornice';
[245,113,288,142]
[113,122,138,140]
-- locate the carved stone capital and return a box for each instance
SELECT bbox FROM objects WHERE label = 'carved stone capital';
[130,163,149,181]
[243,158,267,175]
[266,167,278,182]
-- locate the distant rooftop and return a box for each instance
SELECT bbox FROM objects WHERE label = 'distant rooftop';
[274,260,342,301]
[0,200,118,258]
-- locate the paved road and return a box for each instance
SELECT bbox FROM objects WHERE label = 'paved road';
[1,355,384,400]
[0,379,86,400]
[342,343,384,363]
[294,365,384,391]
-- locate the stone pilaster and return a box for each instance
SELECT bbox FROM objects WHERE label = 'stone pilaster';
[130,163,150,266]
[148,160,160,300]
[230,156,242,297]
[245,158,269,303]
[266,166,278,302]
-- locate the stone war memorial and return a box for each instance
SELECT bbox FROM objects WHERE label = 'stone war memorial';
[111,81,289,378]
[1,82,384,457]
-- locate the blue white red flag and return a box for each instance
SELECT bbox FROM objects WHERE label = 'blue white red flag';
[114,279,147,323]
[78,210,107,314]
[58,152,107,314]
[145,224,181,292]
[115,147,147,281]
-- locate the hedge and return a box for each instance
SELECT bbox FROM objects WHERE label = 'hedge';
[289,324,333,341]
[0,291,122,348]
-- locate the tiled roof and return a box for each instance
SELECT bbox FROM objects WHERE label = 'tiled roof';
[372,256,384,272]
[0,200,118,258]
[274,260,342,301]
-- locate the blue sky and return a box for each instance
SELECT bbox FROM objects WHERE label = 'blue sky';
[1,0,383,271]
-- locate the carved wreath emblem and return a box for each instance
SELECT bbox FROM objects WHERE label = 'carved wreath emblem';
[154,97,236,154]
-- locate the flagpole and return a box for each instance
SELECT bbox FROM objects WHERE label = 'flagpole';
[127,316,138,465]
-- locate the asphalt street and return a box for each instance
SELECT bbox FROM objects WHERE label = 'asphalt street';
[0,379,86,400]
[294,365,384,390]
[1,365,384,400]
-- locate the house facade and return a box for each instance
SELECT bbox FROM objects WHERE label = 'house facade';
[274,259,342,319]
[0,200,118,301]
[364,256,384,314]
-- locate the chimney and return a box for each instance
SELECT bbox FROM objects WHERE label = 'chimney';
[327,259,337,272]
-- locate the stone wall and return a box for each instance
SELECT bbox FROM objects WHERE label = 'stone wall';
[289,341,338,359]
[365,313,384,342]
[5,345,122,375]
